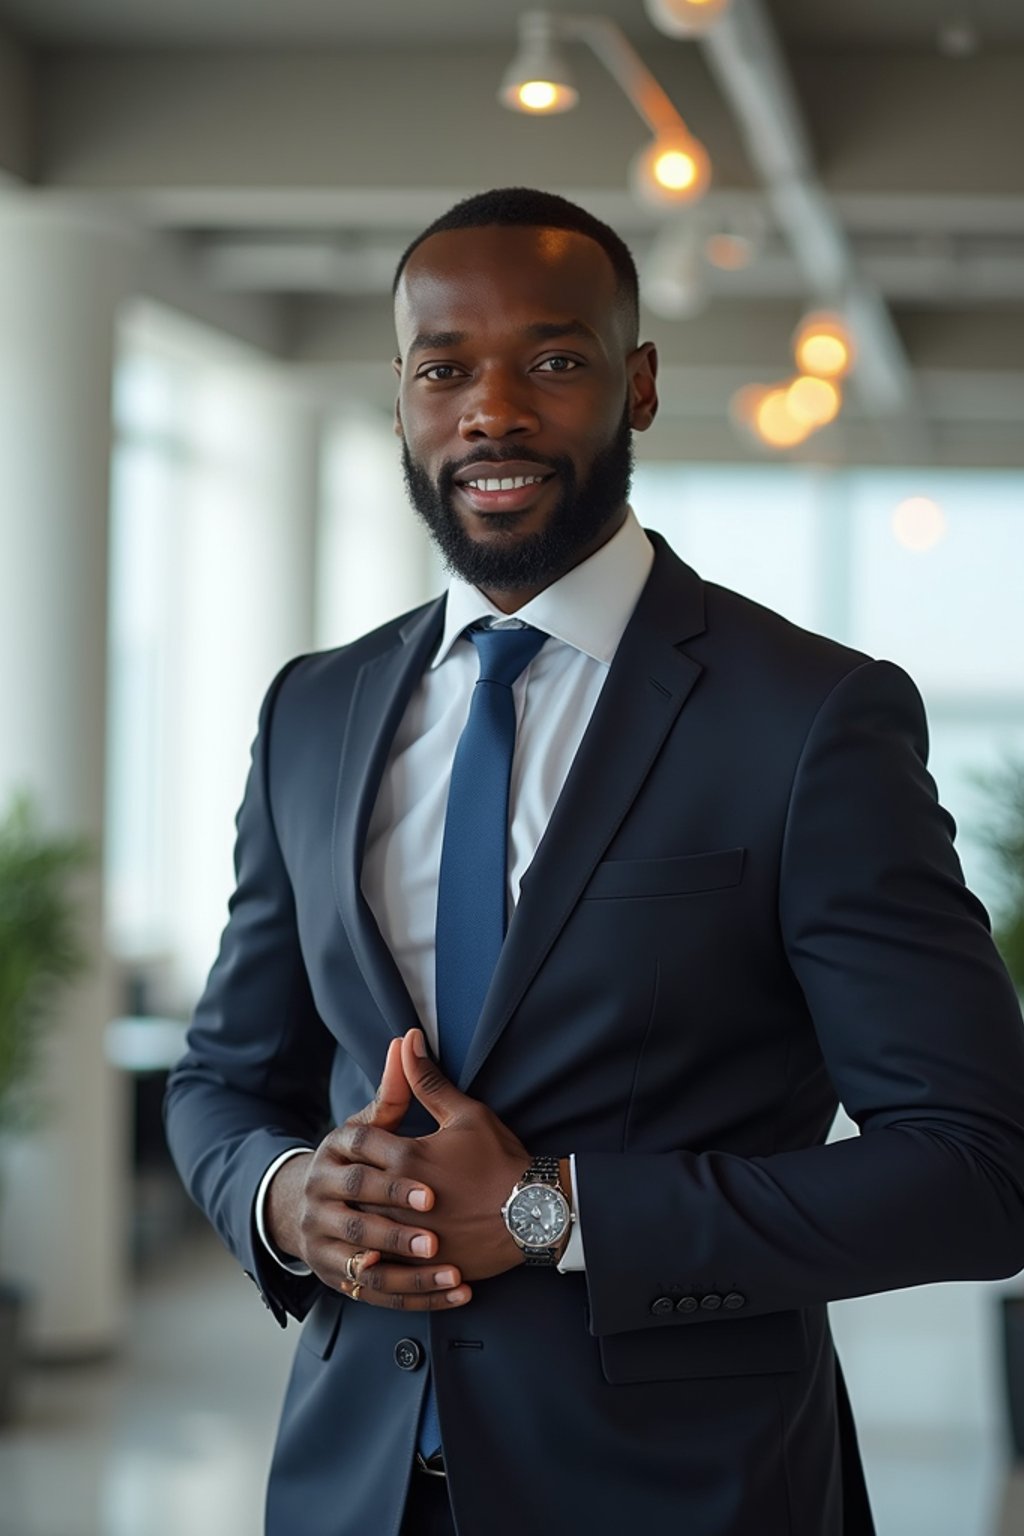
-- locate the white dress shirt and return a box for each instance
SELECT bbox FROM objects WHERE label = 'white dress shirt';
[256,509,655,1275]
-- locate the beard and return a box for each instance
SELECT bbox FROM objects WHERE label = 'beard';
[401,404,634,591]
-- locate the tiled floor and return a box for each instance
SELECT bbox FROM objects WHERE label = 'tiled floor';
[0,1231,293,1536]
[0,1228,1021,1535]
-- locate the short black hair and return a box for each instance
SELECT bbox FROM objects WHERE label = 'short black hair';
[393,186,639,346]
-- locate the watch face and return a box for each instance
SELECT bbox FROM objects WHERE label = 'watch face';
[507,1183,569,1247]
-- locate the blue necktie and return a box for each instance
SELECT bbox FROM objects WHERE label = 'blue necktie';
[418,622,547,1460]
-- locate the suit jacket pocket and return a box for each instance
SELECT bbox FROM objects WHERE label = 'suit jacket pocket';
[598,1308,808,1384]
[583,847,745,901]
[297,1289,344,1360]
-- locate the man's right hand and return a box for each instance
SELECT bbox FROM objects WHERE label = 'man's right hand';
[264,1037,472,1310]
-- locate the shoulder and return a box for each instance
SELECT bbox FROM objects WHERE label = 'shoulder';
[704,580,924,748]
[703,578,869,690]
[646,535,918,742]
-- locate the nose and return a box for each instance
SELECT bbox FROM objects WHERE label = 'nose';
[459,369,540,442]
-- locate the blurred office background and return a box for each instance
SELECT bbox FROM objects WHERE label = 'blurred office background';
[0,0,1023,1532]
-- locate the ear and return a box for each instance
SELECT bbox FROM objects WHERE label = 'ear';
[393,367,404,439]
[627,342,659,432]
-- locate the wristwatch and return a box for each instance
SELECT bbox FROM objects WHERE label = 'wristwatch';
[501,1155,574,1266]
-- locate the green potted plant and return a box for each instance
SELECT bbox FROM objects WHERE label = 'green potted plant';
[0,792,91,1423]
[977,761,1024,1457]
[979,760,1024,997]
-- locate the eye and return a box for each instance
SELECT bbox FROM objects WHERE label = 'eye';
[535,355,580,373]
[417,364,464,382]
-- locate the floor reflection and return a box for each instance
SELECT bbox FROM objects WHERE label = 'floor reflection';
[0,1229,1020,1535]
[0,1232,292,1536]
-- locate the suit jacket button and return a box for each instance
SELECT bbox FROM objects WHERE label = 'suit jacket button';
[700,1293,723,1311]
[395,1338,424,1371]
[675,1295,699,1314]
[723,1292,746,1310]
[651,1296,674,1316]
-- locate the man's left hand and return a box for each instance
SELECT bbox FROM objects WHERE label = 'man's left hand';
[336,1028,532,1286]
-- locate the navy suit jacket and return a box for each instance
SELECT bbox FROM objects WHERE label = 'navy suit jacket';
[165,533,1024,1536]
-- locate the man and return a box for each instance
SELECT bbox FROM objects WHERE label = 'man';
[165,187,1024,1536]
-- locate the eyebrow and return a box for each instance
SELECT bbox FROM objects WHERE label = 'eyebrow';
[407,319,599,355]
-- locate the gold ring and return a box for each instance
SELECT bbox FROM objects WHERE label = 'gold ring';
[345,1252,365,1283]
[349,1282,363,1302]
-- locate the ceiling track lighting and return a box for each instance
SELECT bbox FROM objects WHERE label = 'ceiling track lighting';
[703,201,766,271]
[501,11,712,206]
[643,216,711,319]
[644,0,733,39]
[499,13,579,114]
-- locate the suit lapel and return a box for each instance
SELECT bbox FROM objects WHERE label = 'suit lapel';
[332,597,445,1068]
[458,538,707,1090]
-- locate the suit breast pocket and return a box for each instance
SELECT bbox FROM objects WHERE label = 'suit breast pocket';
[583,847,745,901]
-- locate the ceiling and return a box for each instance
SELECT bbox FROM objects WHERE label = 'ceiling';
[1,0,1022,467]
[2,0,1024,48]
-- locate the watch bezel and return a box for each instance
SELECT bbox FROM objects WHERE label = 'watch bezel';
[501,1178,573,1251]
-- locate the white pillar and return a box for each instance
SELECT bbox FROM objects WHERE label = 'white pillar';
[0,195,139,1354]
[167,365,322,1002]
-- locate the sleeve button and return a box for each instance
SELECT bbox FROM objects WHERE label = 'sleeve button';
[675,1295,699,1314]
[650,1296,674,1316]
[700,1292,723,1311]
[723,1292,746,1310]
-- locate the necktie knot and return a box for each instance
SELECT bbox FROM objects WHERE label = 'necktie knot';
[469,623,547,688]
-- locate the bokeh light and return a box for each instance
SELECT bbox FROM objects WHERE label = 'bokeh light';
[892,496,947,551]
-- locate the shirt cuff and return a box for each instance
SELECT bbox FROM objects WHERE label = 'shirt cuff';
[255,1147,315,1276]
[556,1153,586,1272]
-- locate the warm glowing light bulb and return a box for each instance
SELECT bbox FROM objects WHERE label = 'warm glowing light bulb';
[753,387,811,449]
[499,23,578,118]
[654,148,698,191]
[892,496,947,551]
[632,136,711,206]
[785,374,842,428]
[518,80,559,111]
[799,333,848,376]
[792,311,855,380]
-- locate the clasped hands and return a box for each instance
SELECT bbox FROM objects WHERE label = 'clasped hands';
[265,1027,537,1310]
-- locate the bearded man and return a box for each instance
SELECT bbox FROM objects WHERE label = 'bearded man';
[166,187,1024,1536]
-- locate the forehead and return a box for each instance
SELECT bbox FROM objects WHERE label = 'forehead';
[394,224,623,351]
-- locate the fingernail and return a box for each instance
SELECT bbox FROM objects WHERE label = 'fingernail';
[446,1287,468,1304]
[411,1235,433,1257]
[435,1269,457,1287]
[408,1189,429,1210]
[412,1029,427,1058]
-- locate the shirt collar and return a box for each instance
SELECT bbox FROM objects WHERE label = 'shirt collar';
[431,508,654,670]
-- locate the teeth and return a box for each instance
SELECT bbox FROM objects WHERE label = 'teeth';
[465,475,546,491]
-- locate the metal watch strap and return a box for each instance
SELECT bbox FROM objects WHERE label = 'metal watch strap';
[524,1155,561,1187]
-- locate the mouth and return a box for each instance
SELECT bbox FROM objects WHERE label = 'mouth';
[453,468,556,515]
